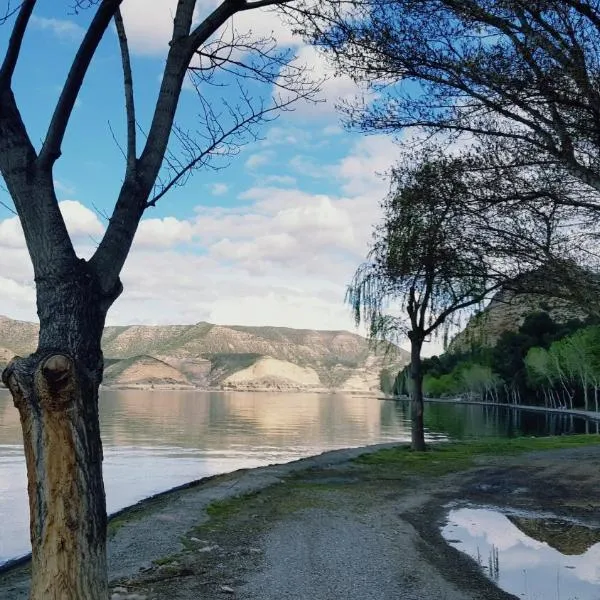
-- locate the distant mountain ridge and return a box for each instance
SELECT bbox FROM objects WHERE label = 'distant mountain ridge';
[0,316,408,393]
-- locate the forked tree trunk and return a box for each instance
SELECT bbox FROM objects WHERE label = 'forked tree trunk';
[1,263,114,600]
[409,336,426,451]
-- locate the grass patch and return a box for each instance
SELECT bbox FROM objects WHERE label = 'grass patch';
[199,481,337,537]
[108,494,172,537]
[205,490,261,520]
[355,435,600,476]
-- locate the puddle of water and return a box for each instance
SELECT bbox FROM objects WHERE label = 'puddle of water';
[441,507,600,600]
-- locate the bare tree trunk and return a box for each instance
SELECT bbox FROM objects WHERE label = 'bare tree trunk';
[409,336,426,451]
[2,264,113,600]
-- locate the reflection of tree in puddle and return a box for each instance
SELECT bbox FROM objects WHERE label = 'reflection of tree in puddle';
[442,506,600,600]
[475,544,500,582]
[487,545,499,581]
[508,516,600,556]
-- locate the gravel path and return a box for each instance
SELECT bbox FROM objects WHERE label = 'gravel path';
[240,507,469,600]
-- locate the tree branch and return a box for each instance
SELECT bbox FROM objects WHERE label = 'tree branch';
[146,83,310,207]
[0,0,36,89]
[242,0,295,10]
[39,0,122,170]
[114,7,136,174]
[89,0,245,291]
[90,0,307,292]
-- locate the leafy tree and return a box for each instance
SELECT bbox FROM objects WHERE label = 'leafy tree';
[583,326,600,412]
[530,325,600,410]
[347,153,523,450]
[524,346,558,407]
[294,0,600,195]
[461,363,500,402]
[0,2,316,597]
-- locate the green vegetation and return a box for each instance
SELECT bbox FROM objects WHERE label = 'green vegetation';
[393,311,600,411]
[198,481,337,537]
[355,435,600,475]
[107,493,173,538]
[205,490,262,519]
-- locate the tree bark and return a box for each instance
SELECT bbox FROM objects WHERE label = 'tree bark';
[409,336,426,451]
[2,260,118,600]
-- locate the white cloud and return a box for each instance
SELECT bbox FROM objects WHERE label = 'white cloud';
[263,174,297,186]
[0,276,35,321]
[0,216,25,249]
[54,179,76,197]
[0,131,405,342]
[278,45,370,118]
[0,202,103,250]
[323,124,344,136]
[211,232,297,263]
[134,217,194,248]
[230,5,300,49]
[119,0,189,56]
[112,247,355,331]
[337,135,397,195]
[289,154,333,179]
[261,126,312,148]
[59,200,104,239]
[210,183,229,196]
[119,1,300,57]
[245,151,274,170]
[31,16,84,40]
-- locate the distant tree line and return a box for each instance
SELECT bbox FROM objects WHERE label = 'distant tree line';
[390,311,600,412]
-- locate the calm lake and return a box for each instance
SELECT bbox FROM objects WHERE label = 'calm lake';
[0,389,594,565]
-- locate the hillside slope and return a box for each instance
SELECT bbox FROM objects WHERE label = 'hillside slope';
[0,316,408,393]
[449,288,588,352]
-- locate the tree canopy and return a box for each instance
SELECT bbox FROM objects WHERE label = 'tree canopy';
[290,0,600,202]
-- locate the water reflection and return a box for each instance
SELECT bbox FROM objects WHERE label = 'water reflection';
[0,390,413,565]
[442,507,600,599]
[423,401,596,440]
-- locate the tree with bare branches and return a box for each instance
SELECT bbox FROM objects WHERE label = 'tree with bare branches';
[0,1,316,598]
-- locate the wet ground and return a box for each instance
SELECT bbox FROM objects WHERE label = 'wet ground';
[442,507,600,599]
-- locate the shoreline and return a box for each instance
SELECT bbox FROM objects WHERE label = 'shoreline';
[2,436,600,599]
[0,441,401,576]
[389,394,600,422]
[101,386,600,422]
[96,386,600,423]
[1,395,597,571]
[99,384,381,396]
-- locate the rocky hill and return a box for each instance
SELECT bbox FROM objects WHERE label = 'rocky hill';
[0,316,408,393]
[449,289,588,352]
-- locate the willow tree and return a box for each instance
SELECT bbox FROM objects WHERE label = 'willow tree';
[346,149,589,450]
[347,155,510,450]
[0,1,315,598]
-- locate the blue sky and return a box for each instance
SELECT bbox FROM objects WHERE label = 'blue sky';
[0,1,437,351]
